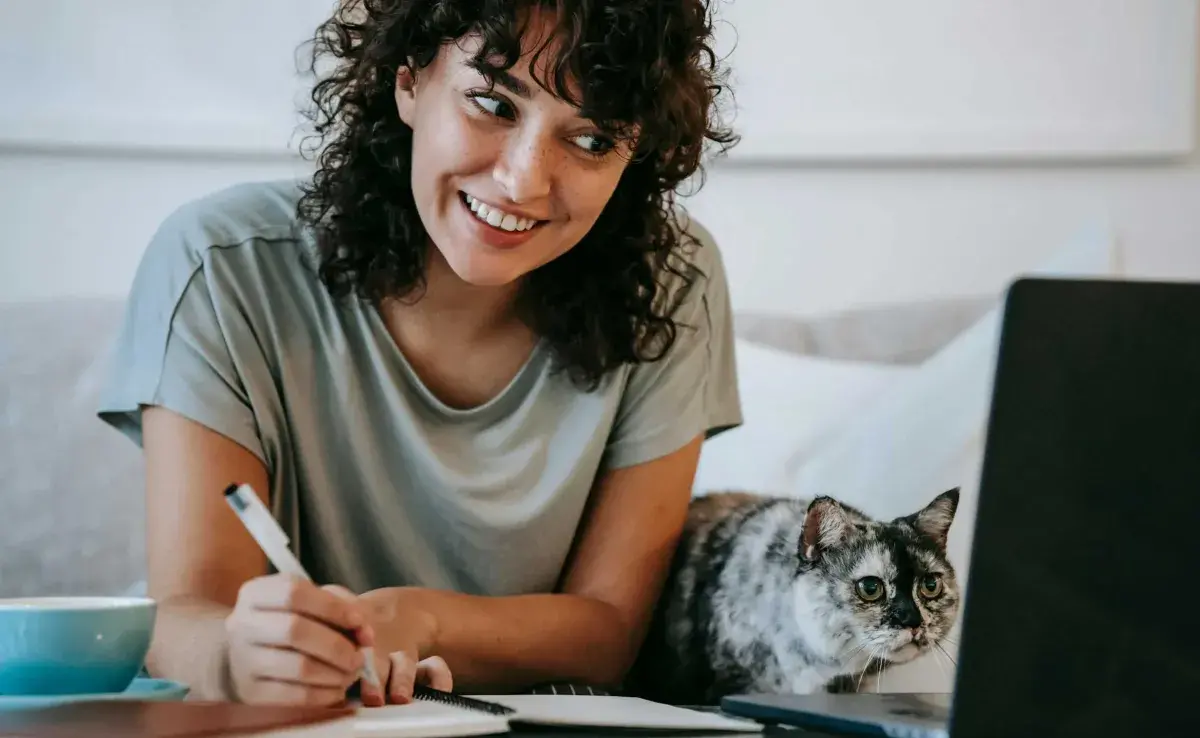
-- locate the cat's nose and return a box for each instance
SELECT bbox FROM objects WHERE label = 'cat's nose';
[891,606,923,630]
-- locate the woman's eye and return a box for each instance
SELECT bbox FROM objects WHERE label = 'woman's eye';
[471,94,515,120]
[919,574,943,599]
[854,576,886,602]
[570,133,614,156]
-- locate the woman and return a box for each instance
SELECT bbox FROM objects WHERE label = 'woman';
[97,0,740,707]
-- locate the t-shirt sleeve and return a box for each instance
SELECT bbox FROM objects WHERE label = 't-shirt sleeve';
[603,217,742,470]
[96,206,267,466]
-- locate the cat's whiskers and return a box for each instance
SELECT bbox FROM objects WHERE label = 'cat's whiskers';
[854,654,872,693]
[930,640,951,686]
[934,642,958,668]
[855,638,887,693]
[839,639,871,669]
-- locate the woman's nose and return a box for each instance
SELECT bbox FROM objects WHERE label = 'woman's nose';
[494,133,553,203]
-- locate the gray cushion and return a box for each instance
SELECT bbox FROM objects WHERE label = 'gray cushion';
[734,296,994,365]
[0,298,146,597]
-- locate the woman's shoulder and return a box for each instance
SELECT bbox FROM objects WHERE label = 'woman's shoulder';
[125,179,324,308]
[140,179,314,276]
[675,209,726,274]
[112,179,335,372]
[652,209,732,321]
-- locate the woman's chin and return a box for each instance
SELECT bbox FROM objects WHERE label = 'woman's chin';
[454,269,521,288]
[438,249,528,289]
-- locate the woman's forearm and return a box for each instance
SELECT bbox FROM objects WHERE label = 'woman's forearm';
[144,595,236,701]
[365,587,637,693]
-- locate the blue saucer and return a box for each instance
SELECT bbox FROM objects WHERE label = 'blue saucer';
[0,678,189,710]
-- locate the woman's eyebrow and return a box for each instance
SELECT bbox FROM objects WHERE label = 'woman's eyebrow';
[469,61,604,125]
[471,63,534,100]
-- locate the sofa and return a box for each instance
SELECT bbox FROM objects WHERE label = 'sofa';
[1,297,148,598]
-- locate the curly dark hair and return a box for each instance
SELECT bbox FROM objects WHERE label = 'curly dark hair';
[297,0,737,389]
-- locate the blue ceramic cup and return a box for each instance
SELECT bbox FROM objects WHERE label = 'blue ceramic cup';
[0,597,156,696]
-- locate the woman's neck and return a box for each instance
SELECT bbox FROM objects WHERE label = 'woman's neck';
[384,247,524,343]
[376,247,540,409]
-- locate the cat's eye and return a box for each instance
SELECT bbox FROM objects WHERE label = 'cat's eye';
[919,574,943,598]
[854,576,885,602]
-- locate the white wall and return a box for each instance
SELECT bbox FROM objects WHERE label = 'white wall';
[0,152,311,304]
[690,157,1200,315]
[3,1,1200,316]
[5,151,1200,317]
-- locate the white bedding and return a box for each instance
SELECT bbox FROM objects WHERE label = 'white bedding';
[698,224,1123,693]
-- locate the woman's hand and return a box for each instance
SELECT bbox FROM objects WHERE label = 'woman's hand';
[355,588,452,707]
[359,651,453,707]
[224,574,375,706]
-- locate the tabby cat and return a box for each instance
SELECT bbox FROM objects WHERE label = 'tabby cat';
[626,489,961,705]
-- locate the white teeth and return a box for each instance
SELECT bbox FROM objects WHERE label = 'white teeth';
[464,194,538,232]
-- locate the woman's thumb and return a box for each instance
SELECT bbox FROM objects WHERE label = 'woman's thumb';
[416,655,453,692]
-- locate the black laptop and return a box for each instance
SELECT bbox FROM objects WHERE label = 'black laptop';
[721,277,1200,737]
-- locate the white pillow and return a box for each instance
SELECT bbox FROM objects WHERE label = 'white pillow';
[781,223,1123,693]
[691,223,1120,694]
[694,339,912,495]
[788,222,1122,542]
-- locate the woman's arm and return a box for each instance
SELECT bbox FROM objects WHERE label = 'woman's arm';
[363,434,704,694]
[140,405,271,699]
[141,407,369,705]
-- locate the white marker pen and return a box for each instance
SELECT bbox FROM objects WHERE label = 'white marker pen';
[223,483,381,692]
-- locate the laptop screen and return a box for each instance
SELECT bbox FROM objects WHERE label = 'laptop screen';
[950,278,1200,736]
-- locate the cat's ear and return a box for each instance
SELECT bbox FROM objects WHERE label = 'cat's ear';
[801,497,855,562]
[910,488,960,549]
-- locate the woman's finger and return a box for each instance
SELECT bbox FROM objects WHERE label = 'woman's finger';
[321,584,356,600]
[320,584,377,647]
[246,574,366,633]
[387,650,419,704]
[243,677,348,707]
[247,645,357,689]
[415,655,453,692]
[241,610,363,675]
[359,650,390,708]
[315,585,388,707]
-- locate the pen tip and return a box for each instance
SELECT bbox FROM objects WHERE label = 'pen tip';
[223,483,240,497]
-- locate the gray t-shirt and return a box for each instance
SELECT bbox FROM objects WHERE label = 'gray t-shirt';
[97,179,741,597]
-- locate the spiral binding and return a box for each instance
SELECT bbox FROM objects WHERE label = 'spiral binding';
[413,685,517,716]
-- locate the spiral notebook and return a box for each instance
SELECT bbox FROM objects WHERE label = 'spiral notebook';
[354,688,511,738]
[353,686,763,736]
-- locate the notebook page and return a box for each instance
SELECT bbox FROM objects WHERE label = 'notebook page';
[468,695,763,732]
[353,701,510,738]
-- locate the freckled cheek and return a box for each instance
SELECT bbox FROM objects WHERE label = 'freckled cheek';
[559,173,623,226]
[426,118,501,182]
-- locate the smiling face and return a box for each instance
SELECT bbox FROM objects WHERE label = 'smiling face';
[393,18,634,288]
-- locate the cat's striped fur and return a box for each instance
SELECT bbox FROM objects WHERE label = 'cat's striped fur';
[626,489,961,705]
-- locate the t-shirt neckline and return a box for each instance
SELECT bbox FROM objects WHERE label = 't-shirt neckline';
[362,303,550,420]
